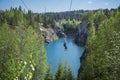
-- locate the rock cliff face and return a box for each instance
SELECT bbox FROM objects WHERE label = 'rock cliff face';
[76,22,90,78]
[54,27,65,37]
[39,22,90,44]
[74,22,90,46]
[39,27,58,43]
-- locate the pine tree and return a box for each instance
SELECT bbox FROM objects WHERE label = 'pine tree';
[66,67,75,80]
[55,63,75,80]
[44,65,54,80]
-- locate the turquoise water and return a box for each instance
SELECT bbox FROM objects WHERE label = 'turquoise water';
[45,37,84,77]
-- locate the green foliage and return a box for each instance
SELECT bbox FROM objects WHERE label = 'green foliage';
[0,23,47,80]
[4,7,24,26]
[66,67,75,80]
[55,62,75,80]
[15,26,47,80]
[104,9,111,18]
[55,63,65,80]
[79,7,120,80]
[94,10,107,30]
[27,10,35,26]
[42,15,56,28]
[0,23,20,80]
[44,65,54,80]
[82,11,94,23]
[0,11,7,25]
[63,19,80,31]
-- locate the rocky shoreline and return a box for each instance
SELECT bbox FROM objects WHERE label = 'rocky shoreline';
[39,22,90,45]
[39,27,58,43]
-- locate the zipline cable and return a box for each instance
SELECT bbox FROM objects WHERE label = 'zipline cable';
[70,0,72,11]
[20,0,30,10]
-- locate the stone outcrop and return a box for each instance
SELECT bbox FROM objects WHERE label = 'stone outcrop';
[74,22,90,46]
[54,27,65,37]
[40,27,58,43]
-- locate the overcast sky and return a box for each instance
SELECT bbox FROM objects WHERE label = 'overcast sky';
[0,0,120,13]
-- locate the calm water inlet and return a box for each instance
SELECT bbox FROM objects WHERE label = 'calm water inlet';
[45,37,85,77]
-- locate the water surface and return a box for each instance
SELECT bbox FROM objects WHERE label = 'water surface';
[45,37,84,77]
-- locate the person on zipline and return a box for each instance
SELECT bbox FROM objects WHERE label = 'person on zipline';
[63,35,67,49]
